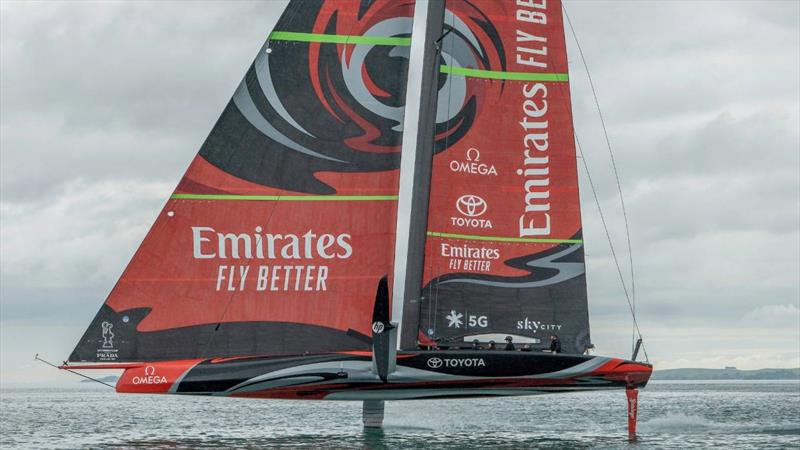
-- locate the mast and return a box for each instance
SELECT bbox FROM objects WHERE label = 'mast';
[391,0,446,350]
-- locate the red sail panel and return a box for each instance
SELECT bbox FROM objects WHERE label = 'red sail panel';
[69,0,416,362]
[418,0,591,353]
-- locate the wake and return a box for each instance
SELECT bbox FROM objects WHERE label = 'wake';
[640,413,800,435]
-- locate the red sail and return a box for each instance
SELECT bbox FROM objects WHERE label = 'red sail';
[418,0,591,353]
[69,0,417,362]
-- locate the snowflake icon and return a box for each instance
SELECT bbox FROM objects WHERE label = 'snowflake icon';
[445,310,463,328]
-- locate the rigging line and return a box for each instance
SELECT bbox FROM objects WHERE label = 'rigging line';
[202,1,311,357]
[563,4,643,359]
[35,354,116,389]
[575,136,645,352]
[203,186,284,358]
[562,5,637,323]
[432,4,456,312]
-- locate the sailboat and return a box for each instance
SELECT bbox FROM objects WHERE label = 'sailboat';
[61,0,651,435]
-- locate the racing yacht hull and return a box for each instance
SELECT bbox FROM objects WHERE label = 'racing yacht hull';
[69,351,652,401]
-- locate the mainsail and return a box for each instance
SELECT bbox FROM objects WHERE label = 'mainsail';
[415,0,592,354]
[70,0,592,363]
[70,0,418,362]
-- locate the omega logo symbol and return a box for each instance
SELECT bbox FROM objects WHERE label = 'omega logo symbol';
[427,357,443,369]
[132,365,168,385]
[456,195,488,218]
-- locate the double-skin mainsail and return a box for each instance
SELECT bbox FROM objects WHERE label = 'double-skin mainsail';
[69,0,589,365]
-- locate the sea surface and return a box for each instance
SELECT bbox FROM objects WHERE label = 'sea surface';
[1,380,798,449]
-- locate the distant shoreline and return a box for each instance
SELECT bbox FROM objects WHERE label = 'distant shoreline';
[652,368,800,381]
[3,368,799,388]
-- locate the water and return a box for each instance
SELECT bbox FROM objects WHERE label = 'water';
[1,381,798,449]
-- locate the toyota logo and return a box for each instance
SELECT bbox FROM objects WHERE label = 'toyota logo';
[456,195,487,217]
[427,357,443,369]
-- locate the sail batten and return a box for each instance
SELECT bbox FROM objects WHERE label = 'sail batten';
[439,65,570,81]
[426,231,582,245]
[269,31,412,46]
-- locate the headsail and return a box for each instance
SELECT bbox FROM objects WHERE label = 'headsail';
[416,0,592,353]
[69,0,418,362]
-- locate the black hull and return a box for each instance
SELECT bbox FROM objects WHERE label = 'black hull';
[102,351,652,401]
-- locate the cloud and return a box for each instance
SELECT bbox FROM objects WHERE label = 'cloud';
[1,1,285,201]
[743,304,800,327]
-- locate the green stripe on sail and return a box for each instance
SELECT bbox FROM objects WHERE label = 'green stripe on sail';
[171,194,399,201]
[269,31,411,46]
[440,65,569,82]
[427,231,582,244]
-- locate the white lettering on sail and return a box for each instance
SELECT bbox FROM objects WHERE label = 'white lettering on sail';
[218,264,329,293]
[515,4,553,238]
[515,1,548,67]
[451,195,493,229]
[518,82,551,237]
[441,243,499,273]
[449,147,498,176]
[193,227,349,293]
[192,227,216,259]
[191,227,352,261]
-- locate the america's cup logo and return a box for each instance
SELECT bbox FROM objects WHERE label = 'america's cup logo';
[101,321,114,349]
[456,195,487,217]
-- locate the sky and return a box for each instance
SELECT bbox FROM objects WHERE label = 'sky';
[1,0,798,385]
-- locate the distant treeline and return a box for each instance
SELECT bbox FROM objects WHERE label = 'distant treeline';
[652,368,800,380]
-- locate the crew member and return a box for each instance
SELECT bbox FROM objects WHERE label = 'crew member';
[471,339,482,350]
[521,343,532,352]
[549,334,561,354]
[487,340,496,350]
[504,335,515,351]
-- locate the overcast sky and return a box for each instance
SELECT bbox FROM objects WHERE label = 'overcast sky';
[1,0,798,384]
